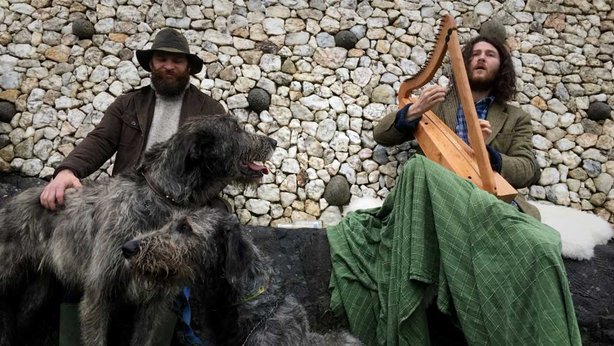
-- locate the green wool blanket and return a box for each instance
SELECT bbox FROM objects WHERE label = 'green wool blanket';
[327,155,581,346]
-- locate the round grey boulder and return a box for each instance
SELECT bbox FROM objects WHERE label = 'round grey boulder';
[587,102,611,121]
[480,20,507,45]
[247,88,271,113]
[334,30,358,49]
[0,101,16,123]
[118,48,134,61]
[323,175,351,206]
[72,18,95,39]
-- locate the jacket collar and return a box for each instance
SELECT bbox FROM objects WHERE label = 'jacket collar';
[484,101,508,145]
[135,86,155,137]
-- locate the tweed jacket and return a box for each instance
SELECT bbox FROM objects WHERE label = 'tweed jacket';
[373,91,541,219]
[56,84,225,179]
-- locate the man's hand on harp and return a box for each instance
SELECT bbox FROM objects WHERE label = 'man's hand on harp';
[399,85,447,123]
[400,84,493,142]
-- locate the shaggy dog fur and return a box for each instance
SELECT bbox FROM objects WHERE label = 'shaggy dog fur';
[195,221,362,345]
[0,115,276,346]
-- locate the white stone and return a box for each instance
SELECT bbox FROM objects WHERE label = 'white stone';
[92,92,115,111]
[262,18,286,35]
[301,94,329,111]
[313,48,347,69]
[257,184,281,202]
[328,96,346,113]
[539,167,560,185]
[204,29,234,45]
[555,138,575,151]
[245,198,271,215]
[281,158,300,174]
[305,179,325,200]
[286,32,310,45]
[226,94,249,109]
[259,54,282,72]
[350,67,373,87]
[115,61,140,86]
[532,135,553,150]
[315,119,336,142]
[329,132,349,152]
[545,183,570,205]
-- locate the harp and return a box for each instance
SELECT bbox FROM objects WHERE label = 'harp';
[398,15,517,202]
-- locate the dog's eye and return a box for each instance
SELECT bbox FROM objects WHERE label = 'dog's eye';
[176,220,192,234]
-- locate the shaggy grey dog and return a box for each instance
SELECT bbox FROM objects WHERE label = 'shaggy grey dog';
[197,225,362,345]
[0,115,276,346]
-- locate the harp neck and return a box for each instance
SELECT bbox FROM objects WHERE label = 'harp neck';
[398,15,456,109]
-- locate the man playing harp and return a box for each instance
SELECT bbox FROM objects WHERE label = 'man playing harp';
[328,32,580,345]
[373,34,541,219]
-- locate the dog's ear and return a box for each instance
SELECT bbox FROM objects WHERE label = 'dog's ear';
[176,132,216,174]
[224,228,256,286]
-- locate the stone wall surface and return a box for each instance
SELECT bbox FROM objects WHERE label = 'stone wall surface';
[0,0,613,227]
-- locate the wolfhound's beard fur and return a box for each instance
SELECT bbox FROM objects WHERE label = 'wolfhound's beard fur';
[121,209,234,303]
[0,114,276,346]
[198,226,363,345]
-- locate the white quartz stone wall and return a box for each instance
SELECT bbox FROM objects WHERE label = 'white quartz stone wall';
[0,0,612,226]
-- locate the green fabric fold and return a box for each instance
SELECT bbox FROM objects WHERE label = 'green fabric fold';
[328,155,580,346]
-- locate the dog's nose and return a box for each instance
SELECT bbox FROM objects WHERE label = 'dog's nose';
[268,138,277,148]
[121,240,141,259]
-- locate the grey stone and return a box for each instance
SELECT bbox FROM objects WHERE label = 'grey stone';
[594,173,614,194]
[0,102,16,124]
[334,30,358,49]
[583,159,601,178]
[72,18,95,39]
[0,135,9,150]
[255,41,280,54]
[581,119,602,135]
[323,175,351,206]
[372,145,389,165]
[247,88,271,113]
[480,21,507,44]
[118,48,133,61]
[587,102,611,121]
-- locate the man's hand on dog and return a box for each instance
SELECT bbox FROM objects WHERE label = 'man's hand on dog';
[40,169,82,210]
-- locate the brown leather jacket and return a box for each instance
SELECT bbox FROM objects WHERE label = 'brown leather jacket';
[56,84,225,178]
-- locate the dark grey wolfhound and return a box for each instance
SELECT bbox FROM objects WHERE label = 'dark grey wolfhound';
[196,225,362,345]
[0,114,276,346]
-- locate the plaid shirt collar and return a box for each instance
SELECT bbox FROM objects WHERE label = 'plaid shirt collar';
[454,96,496,144]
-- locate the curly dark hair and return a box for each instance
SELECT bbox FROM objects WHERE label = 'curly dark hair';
[461,36,516,103]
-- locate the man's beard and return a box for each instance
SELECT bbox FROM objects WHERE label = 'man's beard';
[468,69,496,92]
[151,69,190,98]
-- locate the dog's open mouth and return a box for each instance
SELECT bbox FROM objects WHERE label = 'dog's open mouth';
[241,161,270,178]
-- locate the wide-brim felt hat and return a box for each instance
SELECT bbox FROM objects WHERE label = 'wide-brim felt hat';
[136,28,203,75]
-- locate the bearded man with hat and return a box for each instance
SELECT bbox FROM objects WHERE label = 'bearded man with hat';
[40,28,225,210]
[39,28,224,346]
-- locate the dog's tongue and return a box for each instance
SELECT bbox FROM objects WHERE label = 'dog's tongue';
[247,162,269,174]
